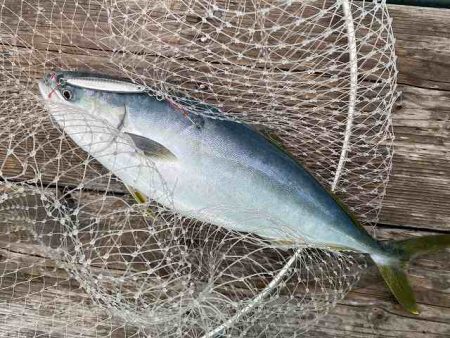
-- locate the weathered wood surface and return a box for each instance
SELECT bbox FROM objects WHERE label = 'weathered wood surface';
[313,228,450,337]
[0,226,447,337]
[0,2,448,337]
[378,5,450,231]
[379,85,450,231]
[315,5,450,336]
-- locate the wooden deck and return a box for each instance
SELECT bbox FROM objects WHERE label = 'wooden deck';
[0,2,449,337]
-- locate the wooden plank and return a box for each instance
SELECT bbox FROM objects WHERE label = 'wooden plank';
[0,1,448,90]
[310,228,450,337]
[379,85,450,230]
[0,224,448,337]
[387,0,450,8]
[389,5,450,90]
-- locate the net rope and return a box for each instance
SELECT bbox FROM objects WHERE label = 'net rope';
[0,0,396,336]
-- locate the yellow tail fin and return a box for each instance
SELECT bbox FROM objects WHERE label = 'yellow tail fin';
[373,234,450,314]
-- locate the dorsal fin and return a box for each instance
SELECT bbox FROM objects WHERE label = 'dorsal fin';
[125,132,177,160]
[259,129,289,152]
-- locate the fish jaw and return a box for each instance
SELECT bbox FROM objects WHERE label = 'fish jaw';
[38,80,49,99]
[38,72,67,101]
[38,79,62,102]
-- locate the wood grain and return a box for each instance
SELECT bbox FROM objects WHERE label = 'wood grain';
[380,85,450,230]
[390,5,450,90]
[311,228,450,338]
[0,225,448,337]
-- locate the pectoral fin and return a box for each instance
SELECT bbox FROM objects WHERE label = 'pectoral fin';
[125,132,177,160]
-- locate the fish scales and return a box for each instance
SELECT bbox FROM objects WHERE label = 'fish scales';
[38,71,450,314]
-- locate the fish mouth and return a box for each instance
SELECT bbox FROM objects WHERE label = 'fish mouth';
[38,78,64,102]
[38,80,50,100]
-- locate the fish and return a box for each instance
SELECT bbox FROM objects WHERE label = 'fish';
[38,71,450,314]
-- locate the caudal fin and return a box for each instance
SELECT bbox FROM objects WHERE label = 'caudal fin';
[372,235,450,314]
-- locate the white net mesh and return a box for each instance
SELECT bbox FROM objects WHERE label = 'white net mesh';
[0,0,397,336]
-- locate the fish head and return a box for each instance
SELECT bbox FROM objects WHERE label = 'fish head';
[39,71,89,108]
[38,71,146,128]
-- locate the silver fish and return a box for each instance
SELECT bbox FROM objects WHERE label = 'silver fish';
[39,71,450,314]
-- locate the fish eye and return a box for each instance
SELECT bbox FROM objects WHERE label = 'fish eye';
[62,89,73,101]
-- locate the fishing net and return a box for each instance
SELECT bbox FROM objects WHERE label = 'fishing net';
[0,0,397,336]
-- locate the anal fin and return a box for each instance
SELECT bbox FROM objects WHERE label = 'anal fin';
[125,184,154,218]
[126,184,148,204]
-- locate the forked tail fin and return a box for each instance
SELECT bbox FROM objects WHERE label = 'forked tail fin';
[372,235,450,314]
